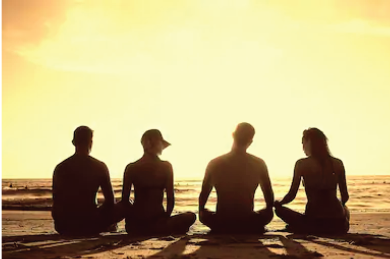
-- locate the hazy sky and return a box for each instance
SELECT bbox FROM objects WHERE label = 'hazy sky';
[2,0,390,179]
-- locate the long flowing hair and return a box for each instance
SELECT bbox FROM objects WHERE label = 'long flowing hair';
[303,128,332,166]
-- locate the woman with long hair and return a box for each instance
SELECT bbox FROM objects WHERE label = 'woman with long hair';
[274,128,350,234]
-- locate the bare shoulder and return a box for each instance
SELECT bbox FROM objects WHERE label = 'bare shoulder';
[295,157,308,166]
[157,161,173,183]
[55,155,76,171]
[125,162,135,171]
[160,160,173,173]
[331,156,344,164]
[123,161,139,178]
[54,160,66,173]
[292,158,310,173]
[88,156,108,170]
[208,154,227,168]
[247,153,266,167]
[160,160,173,167]
[330,157,345,171]
[126,157,146,169]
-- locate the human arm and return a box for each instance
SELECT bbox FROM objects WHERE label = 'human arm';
[278,160,302,205]
[338,161,349,205]
[121,164,132,204]
[51,165,61,218]
[52,166,59,203]
[259,161,274,209]
[52,165,66,218]
[100,164,115,206]
[165,162,175,217]
[198,162,214,212]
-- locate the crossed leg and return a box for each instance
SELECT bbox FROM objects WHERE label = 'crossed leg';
[274,204,350,234]
[126,212,196,235]
[200,208,273,234]
[55,203,126,236]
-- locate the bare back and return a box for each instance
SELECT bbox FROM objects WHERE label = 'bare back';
[298,157,348,218]
[122,156,173,221]
[207,151,273,218]
[52,154,114,221]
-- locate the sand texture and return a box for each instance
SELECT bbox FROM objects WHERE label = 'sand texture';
[2,211,390,259]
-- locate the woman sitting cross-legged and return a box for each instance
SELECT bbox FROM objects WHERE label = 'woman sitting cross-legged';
[274,128,350,235]
[120,129,196,235]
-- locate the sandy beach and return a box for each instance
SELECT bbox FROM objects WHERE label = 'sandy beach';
[2,211,390,259]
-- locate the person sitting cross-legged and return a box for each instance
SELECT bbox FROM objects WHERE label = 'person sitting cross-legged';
[274,128,350,235]
[121,129,196,235]
[198,122,275,234]
[52,126,125,236]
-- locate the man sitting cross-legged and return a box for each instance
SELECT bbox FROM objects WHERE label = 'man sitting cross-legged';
[198,122,274,234]
[52,126,125,236]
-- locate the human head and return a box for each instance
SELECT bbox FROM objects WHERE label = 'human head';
[302,127,331,159]
[232,122,255,149]
[72,126,93,153]
[141,129,170,156]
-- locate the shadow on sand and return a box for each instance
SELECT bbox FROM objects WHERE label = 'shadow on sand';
[145,233,283,259]
[2,232,154,259]
[145,233,329,259]
[145,232,390,259]
[3,232,390,259]
[287,232,390,259]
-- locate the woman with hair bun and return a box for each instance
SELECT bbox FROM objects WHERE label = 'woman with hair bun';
[274,128,350,234]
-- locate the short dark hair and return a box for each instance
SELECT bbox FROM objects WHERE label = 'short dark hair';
[72,126,93,146]
[233,122,255,146]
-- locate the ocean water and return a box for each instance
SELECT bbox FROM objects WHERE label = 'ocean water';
[2,175,390,214]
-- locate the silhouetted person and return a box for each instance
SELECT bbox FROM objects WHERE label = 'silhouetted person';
[121,129,196,235]
[274,128,350,234]
[52,126,124,235]
[199,123,274,234]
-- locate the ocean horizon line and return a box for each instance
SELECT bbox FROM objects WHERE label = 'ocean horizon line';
[3,174,390,181]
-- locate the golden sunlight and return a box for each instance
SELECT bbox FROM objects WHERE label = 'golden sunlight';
[2,0,390,179]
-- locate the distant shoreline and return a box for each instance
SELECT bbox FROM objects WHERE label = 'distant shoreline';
[3,174,390,180]
[2,206,52,211]
[3,207,390,215]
